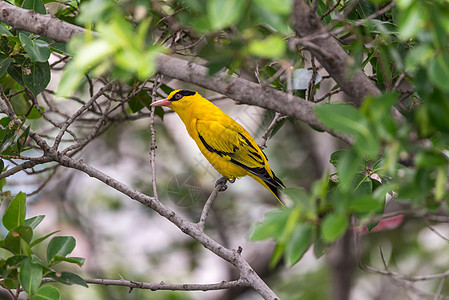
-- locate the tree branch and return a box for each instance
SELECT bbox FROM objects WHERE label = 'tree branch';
[16,122,279,299]
[51,154,279,299]
[0,0,84,42]
[154,55,325,132]
[42,277,249,292]
[198,183,223,231]
[0,1,350,143]
[292,0,381,105]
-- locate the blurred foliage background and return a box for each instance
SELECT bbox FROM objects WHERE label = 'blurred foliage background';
[1,0,449,299]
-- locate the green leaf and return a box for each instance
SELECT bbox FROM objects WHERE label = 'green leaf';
[154,106,165,120]
[3,192,27,230]
[57,39,116,97]
[415,150,449,167]
[129,90,151,113]
[429,51,449,93]
[252,3,291,34]
[0,23,13,37]
[321,213,348,242]
[398,2,424,40]
[315,103,379,157]
[336,149,364,192]
[269,243,285,268]
[282,188,312,211]
[207,0,246,30]
[314,104,364,135]
[19,33,50,62]
[27,106,45,119]
[52,256,85,267]
[7,56,26,86]
[249,209,290,241]
[22,0,47,14]
[23,61,51,96]
[348,195,384,213]
[248,35,286,59]
[269,118,288,138]
[329,149,347,169]
[253,0,292,15]
[0,54,13,77]
[30,255,52,272]
[435,166,447,201]
[20,237,33,256]
[17,126,30,153]
[47,236,76,263]
[30,230,60,248]
[30,285,61,300]
[352,173,373,196]
[3,226,33,254]
[286,224,313,266]
[47,271,88,287]
[0,118,21,153]
[6,254,27,267]
[19,257,43,294]
[313,237,328,258]
[10,92,31,117]
[361,93,398,140]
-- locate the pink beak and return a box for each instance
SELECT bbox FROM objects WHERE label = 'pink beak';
[151,98,172,106]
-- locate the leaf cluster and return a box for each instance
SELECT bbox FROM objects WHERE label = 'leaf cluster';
[0,193,87,300]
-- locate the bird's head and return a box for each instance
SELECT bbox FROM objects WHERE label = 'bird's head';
[151,89,197,111]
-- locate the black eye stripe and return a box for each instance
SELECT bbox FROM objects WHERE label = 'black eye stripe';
[171,90,196,101]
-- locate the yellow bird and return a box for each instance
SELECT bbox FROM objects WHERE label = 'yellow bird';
[151,89,284,204]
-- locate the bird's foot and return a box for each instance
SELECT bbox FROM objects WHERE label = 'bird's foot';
[215,176,229,192]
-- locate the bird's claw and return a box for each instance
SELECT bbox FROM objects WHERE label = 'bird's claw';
[215,176,229,192]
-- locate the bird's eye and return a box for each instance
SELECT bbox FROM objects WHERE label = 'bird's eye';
[174,94,182,100]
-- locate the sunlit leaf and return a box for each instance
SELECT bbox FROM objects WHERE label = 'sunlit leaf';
[207,0,246,30]
[249,209,290,241]
[253,0,292,15]
[398,2,424,40]
[248,35,286,59]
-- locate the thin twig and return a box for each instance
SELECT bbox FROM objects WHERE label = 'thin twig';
[315,88,342,102]
[424,219,449,242]
[320,0,341,20]
[42,277,249,291]
[150,74,163,200]
[258,113,288,150]
[198,183,223,231]
[306,54,318,102]
[52,82,114,150]
[356,228,449,282]
[27,165,59,197]
[435,277,446,300]
[0,158,53,180]
[0,154,49,162]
